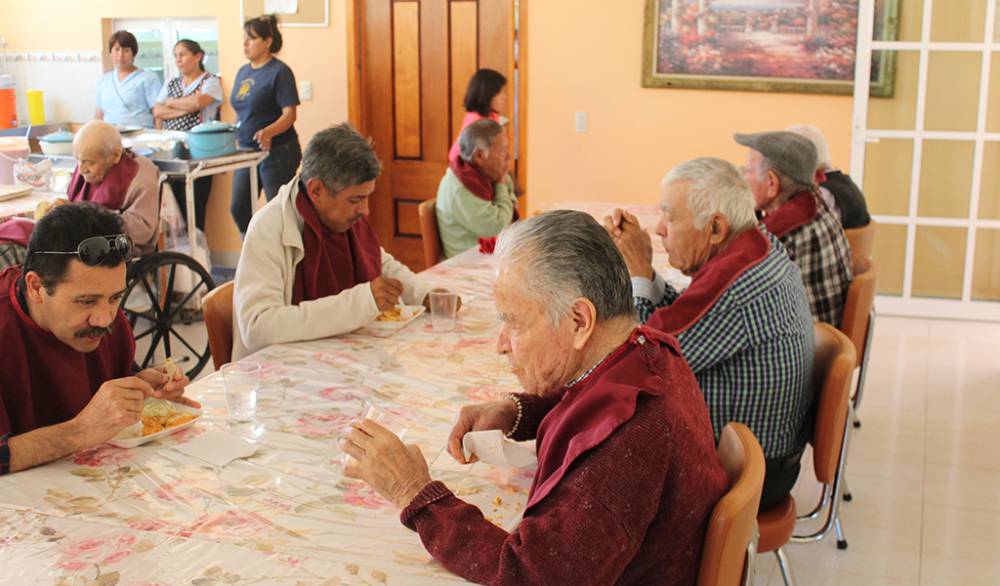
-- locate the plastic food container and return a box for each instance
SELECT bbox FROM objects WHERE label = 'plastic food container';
[187,120,238,159]
[38,129,74,156]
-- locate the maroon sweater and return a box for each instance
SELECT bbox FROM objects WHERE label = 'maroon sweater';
[401,328,728,585]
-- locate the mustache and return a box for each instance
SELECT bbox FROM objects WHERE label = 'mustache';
[75,326,113,339]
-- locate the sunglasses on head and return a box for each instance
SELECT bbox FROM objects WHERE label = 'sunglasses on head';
[30,234,134,266]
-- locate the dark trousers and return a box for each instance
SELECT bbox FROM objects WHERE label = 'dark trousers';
[760,448,805,511]
[167,175,213,233]
[230,139,302,234]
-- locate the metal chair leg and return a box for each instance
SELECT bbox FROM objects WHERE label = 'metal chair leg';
[775,547,797,586]
[842,477,852,502]
[835,516,848,550]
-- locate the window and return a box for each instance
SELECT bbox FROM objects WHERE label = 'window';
[110,18,220,85]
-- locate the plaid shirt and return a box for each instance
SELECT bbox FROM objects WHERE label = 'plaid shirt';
[776,200,854,327]
[634,230,815,458]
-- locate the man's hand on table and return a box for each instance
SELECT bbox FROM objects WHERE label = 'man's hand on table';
[341,419,432,509]
[69,377,152,446]
[603,208,654,280]
[447,399,518,464]
[136,367,201,409]
[370,276,403,311]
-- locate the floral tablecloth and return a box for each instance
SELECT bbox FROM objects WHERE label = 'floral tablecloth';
[0,249,533,585]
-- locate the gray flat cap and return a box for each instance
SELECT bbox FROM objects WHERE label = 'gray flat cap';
[734,131,818,187]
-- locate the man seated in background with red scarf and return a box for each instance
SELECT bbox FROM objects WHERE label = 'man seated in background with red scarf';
[435,119,518,259]
[0,120,160,269]
[0,203,195,476]
[341,211,727,585]
[233,123,431,360]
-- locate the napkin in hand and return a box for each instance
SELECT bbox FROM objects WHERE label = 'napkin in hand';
[462,429,537,469]
[173,430,259,467]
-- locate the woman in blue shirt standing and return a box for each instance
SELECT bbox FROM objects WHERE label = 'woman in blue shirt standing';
[95,30,162,128]
[230,14,301,235]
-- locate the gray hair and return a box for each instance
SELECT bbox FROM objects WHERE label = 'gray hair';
[662,157,757,233]
[494,210,635,325]
[786,124,833,171]
[301,123,382,193]
[458,119,503,162]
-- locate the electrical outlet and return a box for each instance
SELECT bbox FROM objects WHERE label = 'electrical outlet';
[299,80,313,101]
[574,111,588,133]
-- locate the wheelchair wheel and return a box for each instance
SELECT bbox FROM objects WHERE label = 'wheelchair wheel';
[123,251,215,379]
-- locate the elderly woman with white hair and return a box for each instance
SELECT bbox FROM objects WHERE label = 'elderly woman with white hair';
[342,210,728,585]
[786,124,871,229]
[605,157,814,511]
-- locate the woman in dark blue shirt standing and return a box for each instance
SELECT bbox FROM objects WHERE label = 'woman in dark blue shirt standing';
[230,14,301,235]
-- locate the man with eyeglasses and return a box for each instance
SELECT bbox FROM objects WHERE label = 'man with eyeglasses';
[0,203,198,476]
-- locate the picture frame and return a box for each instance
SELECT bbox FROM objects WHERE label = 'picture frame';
[642,0,899,97]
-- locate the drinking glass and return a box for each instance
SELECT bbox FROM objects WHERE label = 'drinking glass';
[220,362,261,422]
[428,288,459,332]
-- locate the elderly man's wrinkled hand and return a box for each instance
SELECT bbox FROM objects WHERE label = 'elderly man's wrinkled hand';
[610,219,654,280]
[447,400,518,463]
[341,419,432,509]
[137,367,201,409]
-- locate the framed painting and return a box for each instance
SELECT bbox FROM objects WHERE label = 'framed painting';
[642,0,899,96]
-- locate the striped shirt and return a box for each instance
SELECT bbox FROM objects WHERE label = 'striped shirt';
[633,229,815,458]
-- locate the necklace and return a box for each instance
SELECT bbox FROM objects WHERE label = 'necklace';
[565,349,615,389]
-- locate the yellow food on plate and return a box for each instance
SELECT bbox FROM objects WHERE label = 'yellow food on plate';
[376,307,407,322]
[141,412,197,436]
[34,200,52,220]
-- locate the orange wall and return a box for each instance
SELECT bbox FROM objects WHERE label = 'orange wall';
[0,0,350,257]
[523,0,854,212]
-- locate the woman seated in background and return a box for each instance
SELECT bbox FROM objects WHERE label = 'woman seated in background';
[153,39,223,232]
[95,30,162,128]
[230,14,301,236]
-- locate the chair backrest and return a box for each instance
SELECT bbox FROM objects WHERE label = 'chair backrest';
[844,219,875,268]
[839,257,877,360]
[202,280,234,370]
[418,198,442,268]
[810,323,857,484]
[698,423,766,586]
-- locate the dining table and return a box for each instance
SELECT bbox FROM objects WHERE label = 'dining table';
[0,202,687,585]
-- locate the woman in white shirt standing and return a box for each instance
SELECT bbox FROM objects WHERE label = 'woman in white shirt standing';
[95,30,162,128]
[153,39,223,232]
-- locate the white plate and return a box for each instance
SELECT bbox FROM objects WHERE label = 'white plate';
[107,400,202,448]
[366,305,426,331]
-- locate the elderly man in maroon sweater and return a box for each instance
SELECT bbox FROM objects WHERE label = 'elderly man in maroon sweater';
[342,210,728,585]
[0,203,197,476]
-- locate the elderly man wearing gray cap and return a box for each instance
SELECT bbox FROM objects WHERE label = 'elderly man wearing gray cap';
[736,130,853,327]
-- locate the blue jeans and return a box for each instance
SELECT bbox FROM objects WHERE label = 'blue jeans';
[230,139,302,234]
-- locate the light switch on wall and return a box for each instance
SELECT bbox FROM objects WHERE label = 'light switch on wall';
[575,111,588,133]
[299,80,313,101]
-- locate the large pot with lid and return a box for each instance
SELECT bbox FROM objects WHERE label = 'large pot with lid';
[186,121,238,159]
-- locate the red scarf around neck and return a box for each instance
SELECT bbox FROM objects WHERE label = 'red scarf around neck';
[448,147,496,204]
[67,149,140,211]
[292,188,383,304]
[0,217,36,247]
[526,326,684,510]
[647,227,770,337]
[761,191,818,238]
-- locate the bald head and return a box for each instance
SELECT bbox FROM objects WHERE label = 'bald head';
[73,120,124,184]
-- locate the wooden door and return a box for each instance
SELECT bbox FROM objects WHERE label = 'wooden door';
[358,0,522,270]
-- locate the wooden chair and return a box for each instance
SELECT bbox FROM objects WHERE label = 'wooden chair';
[418,198,443,268]
[698,423,766,586]
[756,323,857,585]
[844,219,875,268]
[202,280,234,370]
[840,257,878,424]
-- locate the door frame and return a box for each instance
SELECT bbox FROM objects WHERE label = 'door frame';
[851,0,1000,321]
[346,0,528,213]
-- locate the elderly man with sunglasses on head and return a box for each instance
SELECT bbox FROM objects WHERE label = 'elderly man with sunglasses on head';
[0,203,198,476]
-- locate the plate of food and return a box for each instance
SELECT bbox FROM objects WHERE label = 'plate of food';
[107,398,202,448]
[366,305,426,331]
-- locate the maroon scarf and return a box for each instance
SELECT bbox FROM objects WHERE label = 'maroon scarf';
[448,147,495,204]
[647,227,770,336]
[0,217,36,247]
[67,149,140,210]
[761,191,818,238]
[292,189,382,304]
[526,326,683,510]
[0,267,134,436]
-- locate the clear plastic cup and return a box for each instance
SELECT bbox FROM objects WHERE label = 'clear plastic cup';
[341,401,413,467]
[428,288,459,332]
[220,362,261,422]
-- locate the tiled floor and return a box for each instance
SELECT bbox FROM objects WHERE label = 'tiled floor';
[757,316,1000,586]
[137,314,1000,585]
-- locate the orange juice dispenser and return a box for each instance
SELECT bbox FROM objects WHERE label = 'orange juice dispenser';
[0,74,16,129]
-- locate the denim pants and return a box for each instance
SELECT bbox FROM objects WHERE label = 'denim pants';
[230,139,302,234]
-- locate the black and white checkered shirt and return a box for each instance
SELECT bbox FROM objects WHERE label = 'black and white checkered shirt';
[777,200,854,327]
[633,229,815,458]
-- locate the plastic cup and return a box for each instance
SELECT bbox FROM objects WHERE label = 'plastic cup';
[428,288,459,332]
[220,362,261,422]
[341,401,413,467]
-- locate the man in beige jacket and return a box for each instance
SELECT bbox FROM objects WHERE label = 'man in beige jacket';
[232,123,430,360]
